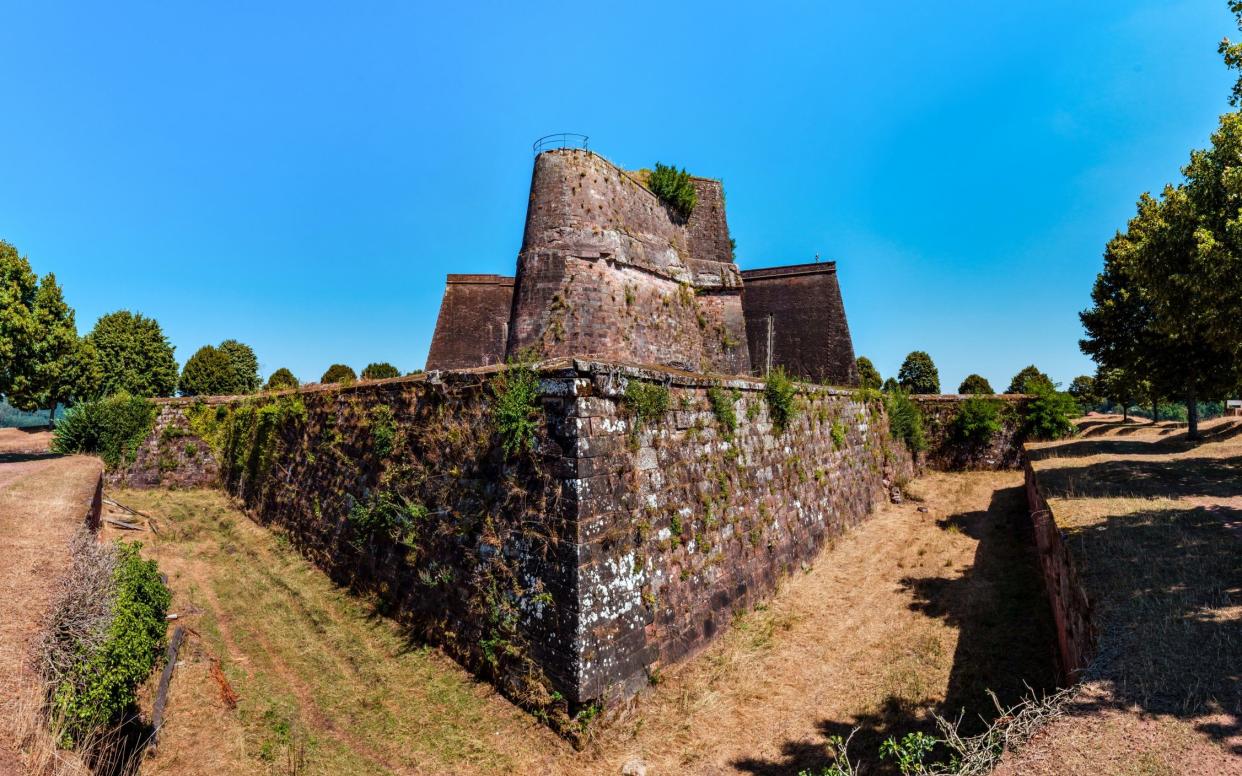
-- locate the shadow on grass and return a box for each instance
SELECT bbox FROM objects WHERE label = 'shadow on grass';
[0,451,62,463]
[732,486,1060,775]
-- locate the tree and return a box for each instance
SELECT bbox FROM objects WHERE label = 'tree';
[855,357,882,390]
[957,374,993,394]
[1219,1,1242,106]
[83,311,178,398]
[0,240,38,399]
[321,364,356,384]
[1006,365,1054,394]
[7,272,81,417]
[1067,375,1099,412]
[881,377,899,393]
[179,345,237,396]
[361,362,400,380]
[897,351,939,394]
[264,368,299,391]
[218,339,260,393]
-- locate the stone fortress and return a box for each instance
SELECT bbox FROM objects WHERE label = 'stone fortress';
[426,146,859,386]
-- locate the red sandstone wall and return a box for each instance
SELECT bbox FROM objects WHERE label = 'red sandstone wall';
[741,263,858,386]
[1023,458,1096,682]
[426,274,514,370]
[509,150,749,373]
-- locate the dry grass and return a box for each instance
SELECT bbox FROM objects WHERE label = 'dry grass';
[1001,417,1242,775]
[116,468,1057,775]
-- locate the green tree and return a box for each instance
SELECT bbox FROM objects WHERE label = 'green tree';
[957,374,993,394]
[361,362,400,380]
[321,363,357,384]
[855,357,882,390]
[0,240,38,399]
[1067,375,1099,413]
[264,368,299,391]
[218,339,260,393]
[1006,365,1054,394]
[647,162,697,219]
[8,273,81,418]
[897,351,939,394]
[83,311,178,398]
[179,345,237,396]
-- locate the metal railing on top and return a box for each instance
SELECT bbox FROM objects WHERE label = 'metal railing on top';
[532,133,589,155]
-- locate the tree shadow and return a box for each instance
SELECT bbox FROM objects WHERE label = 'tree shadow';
[732,486,1059,775]
[1033,454,1242,501]
[0,451,61,463]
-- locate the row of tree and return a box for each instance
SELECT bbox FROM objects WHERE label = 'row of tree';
[0,240,410,416]
[1080,3,1242,439]
[856,352,1073,397]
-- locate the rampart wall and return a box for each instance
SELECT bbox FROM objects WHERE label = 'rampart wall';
[425,274,514,370]
[113,360,916,731]
[914,394,1033,470]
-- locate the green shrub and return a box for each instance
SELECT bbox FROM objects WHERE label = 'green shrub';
[879,731,939,775]
[623,381,670,431]
[1023,382,1078,440]
[492,359,542,456]
[764,367,799,433]
[369,404,397,457]
[953,397,1002,445]
[884,388,926,452]
[52,541,170,742]
[831,421,847,450]
[647,162,697,219]
[51,392,156,469]
[707,386,740,437]
[348,491,427,549]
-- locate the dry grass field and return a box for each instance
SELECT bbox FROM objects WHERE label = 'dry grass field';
[114,467,1056,776]
[996,416,1242,775]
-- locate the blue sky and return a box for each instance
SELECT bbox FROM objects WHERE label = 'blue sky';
[0,1,1235,390]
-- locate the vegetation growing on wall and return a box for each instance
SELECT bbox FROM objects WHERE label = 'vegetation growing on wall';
[764,367,799,433]
[707,386,740,437]
[624,380,670,431]
[884,388,926,452]
[51,392,156,468]
[647,162,697,219]
[952,397,1002,445]
[491,359,542,456]
[40,534,170,743]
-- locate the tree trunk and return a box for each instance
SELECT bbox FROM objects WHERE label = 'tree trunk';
[1187,392,1200,440]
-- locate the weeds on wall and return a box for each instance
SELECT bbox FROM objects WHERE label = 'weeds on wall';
[707,386,740,437]
[647,162,697,219]
[40,532,170,744]
[764,367,799,433]
[951,397,1002,445]
[884,388,927,453]
[51,392,156,469]
[623,380,670,433]
[491,358,542,457]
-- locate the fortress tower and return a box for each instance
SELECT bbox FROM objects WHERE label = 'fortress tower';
[426,145,859,387]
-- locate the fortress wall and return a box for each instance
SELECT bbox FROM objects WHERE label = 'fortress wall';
[509,150,749,373]
[425,274,514,370]
[913,394,1033,470]
[112,360,916,725]
[741,263,859,385]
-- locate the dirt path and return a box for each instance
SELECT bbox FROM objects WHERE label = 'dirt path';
[0,443,102,774]
[118,467,1056,775]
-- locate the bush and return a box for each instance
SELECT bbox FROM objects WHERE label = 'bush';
[953,397,1002,444]
[1023,382,1078,440]
[885,388,926,452]
[623,380,670,431]
[958,374,994,394]
[707,386,740,437]
[47,540,169,742]
[647,162,697,219]
[321,363,356,384]
[764,367,799,433]
[264,367,299,391]
[898,351,940,394]
[492,359,542,456]
[361,362,400,380]
[51,392,156,469]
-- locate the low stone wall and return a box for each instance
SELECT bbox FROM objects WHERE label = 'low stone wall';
[113,359,915,730]
[1023,457,1096,682]
[914,394,1032,470]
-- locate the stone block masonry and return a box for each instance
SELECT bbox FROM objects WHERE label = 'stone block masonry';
[914,394,1033,470]
[425,274,514,370]
[115,360,915,730]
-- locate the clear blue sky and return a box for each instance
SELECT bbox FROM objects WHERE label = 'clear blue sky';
[0,1,1235,390]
